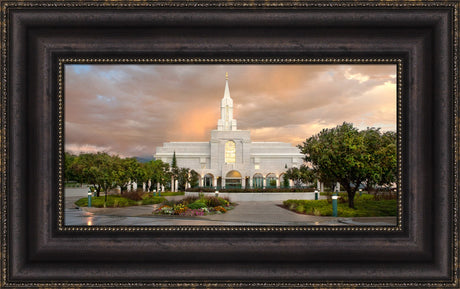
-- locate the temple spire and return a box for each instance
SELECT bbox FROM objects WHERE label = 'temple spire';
[223,72,231,100]
[217,72,237,131]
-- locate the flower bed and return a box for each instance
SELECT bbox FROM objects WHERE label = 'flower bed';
[153,195,234,216]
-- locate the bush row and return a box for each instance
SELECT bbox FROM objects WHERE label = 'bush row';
[282,195,397,217]
[75,194,166,208]
[186,187,316,193]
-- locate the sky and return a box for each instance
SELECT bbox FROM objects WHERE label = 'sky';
[64,64,396,158]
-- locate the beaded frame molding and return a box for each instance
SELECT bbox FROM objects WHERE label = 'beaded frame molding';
[1,0,459,288]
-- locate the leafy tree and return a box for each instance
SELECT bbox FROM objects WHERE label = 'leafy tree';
[298,122,396,208]
[362,129,397,191]
[284,165,315,187]
[113,157,140,195]
[66,153,91,186]
[282,174,290,188]
[73,153,101,196]
[148,159,170,191]
[189,170,200,188]
[64,152,79,184]
[133,162,150,192]
[79,152,118,204]
[177,167,191,191]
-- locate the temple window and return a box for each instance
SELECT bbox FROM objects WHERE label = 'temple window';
[225,141,236,163]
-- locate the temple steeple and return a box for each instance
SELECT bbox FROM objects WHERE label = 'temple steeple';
[217,72,237,131]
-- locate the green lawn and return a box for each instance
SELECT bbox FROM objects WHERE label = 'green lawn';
[75,195,166,208]
[283,194,397,217]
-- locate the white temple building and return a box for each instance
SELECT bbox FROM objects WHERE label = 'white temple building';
[154,73,304,189]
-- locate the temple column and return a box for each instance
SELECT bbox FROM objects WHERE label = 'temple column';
[276,178,280,188]
[212,178,217,188]
[175,180,179,192]
[263,177,266,189]
[222,178,226,189]
[249,177,253,188]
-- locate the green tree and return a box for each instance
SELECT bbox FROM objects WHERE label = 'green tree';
[171,151,178,169]
[177,167,191,191]
[66,153,90,186]
[148,159,170,191]
[113,157,140,195]
[299,122,368,208]
[169,151,180,191]
[64,152,79,184]
[189,170,200,188]
[284,165,315,187]
[282,174,290,188]
[74,153,102,196]
[133,162,150,192]
[298,122,396,208]
[78,152,118,205]
[362,129,397,191]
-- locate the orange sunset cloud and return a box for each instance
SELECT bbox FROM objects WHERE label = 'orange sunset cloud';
[65,64,396,157]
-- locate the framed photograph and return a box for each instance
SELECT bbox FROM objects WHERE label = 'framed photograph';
[63,63,399,227]
[1,1,458,288]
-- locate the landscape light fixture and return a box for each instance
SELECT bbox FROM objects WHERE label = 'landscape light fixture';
[87,190,92,208]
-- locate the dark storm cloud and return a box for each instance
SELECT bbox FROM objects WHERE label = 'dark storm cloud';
[65,64,396,157]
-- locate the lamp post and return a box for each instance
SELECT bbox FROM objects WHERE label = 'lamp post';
[332,188,338,217]
[314,190,319,200]
[215,190,219,197]
[359,188,363,197]
[87,190,92,208]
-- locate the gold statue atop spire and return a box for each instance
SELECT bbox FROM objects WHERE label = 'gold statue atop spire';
[225,72,228,80]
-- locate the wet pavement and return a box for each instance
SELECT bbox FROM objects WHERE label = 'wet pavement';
[64,187,397,227]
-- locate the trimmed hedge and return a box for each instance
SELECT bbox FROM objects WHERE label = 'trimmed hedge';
[283,195,397,217]
[75,195,166,208]
[186,187,316,193]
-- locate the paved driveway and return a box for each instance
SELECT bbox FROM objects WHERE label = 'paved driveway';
[64,188,396,226]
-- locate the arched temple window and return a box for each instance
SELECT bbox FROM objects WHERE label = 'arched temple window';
[266,173,277,188]
[253,173,264,188]
[225,141,236,163]
[204,174,214,187]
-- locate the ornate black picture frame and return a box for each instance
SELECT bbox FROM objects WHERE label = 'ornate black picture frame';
[1,1,458,288]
